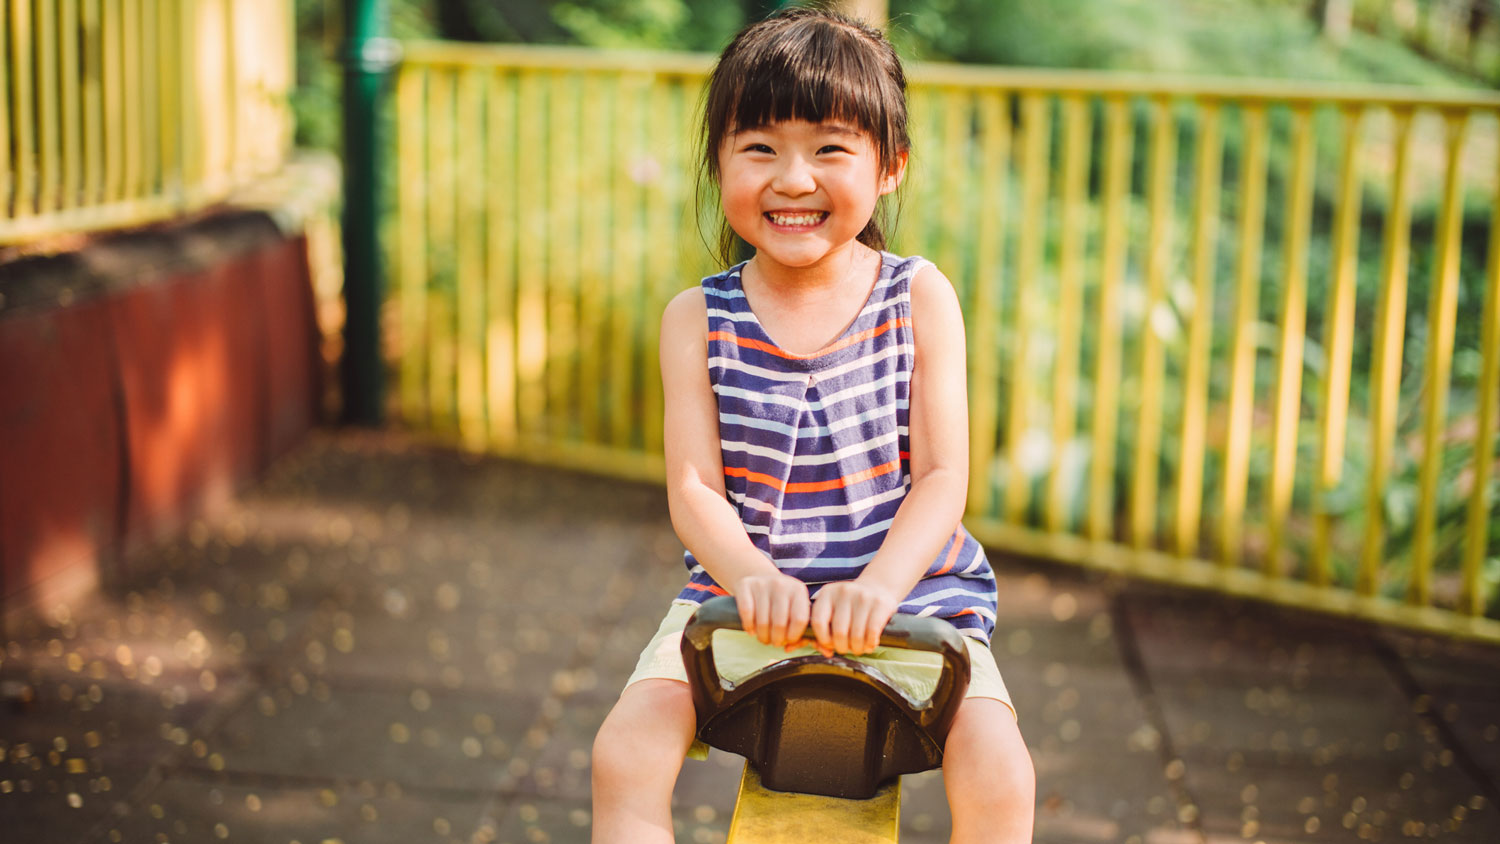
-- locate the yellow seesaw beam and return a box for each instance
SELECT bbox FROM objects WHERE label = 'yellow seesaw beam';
[726,764,901,844]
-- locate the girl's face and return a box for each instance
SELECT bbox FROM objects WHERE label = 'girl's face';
[717,119,905,273]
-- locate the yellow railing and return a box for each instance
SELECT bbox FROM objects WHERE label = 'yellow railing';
[392,41,1500,643]
[0,0,295,245]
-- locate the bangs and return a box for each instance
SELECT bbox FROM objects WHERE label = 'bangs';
[703,11,908,176]
[725,27,894,150]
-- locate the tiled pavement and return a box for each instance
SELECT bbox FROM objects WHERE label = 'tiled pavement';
[2,431,1497,843]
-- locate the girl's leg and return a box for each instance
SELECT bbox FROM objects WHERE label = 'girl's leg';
[943,698,1035,844]
[591,678,698,844]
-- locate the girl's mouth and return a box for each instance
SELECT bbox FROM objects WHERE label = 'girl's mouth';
[764,211,828,229]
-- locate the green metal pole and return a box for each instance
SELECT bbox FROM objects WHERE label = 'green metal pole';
[340,0,396,425]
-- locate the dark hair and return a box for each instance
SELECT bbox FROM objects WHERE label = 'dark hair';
[698,6,910,266]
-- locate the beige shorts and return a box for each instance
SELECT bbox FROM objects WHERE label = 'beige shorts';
[625,600,1016,721]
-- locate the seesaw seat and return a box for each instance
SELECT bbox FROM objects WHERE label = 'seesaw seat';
[680,596,971,841]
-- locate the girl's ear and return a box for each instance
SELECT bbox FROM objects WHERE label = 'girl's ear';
[879,149,909,196]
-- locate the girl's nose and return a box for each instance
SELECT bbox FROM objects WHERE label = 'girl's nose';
[771,156,816,196]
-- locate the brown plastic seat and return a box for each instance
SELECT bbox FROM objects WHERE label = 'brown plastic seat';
[680,595,971,800]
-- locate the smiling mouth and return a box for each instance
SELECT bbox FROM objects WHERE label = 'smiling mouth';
[765,211,828,228]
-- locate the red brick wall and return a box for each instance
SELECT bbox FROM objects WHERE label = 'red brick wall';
[0,228,322,610]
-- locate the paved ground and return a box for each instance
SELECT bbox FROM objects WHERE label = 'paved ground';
[2,431,1499,844]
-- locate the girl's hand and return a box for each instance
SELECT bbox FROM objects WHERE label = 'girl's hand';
[809,581,900,656]
[733,573,812,650]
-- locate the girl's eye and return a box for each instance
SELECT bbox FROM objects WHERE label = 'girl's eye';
[818,145,850,155]
[744,143,773,154]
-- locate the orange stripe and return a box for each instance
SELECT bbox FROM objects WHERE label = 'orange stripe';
[724,459,901,494]
[682,582,728,596]
[932,528,965,576]
[708,316,909,361]
[952,608,978,617]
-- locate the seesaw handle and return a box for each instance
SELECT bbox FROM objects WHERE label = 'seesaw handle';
[680,594,971,737]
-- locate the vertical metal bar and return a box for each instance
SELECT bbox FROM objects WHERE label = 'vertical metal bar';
[140,0,159,196]
[12,0,35,217]
[1003,92,1051,524]
[937,88,967,290]
[1462,126,1500,617]
[61,0,82,211]
[456,67,486,449]
[515,69,548,438]
[1045,93,1091,533]
[1173,99,1222,558]
[577,72,608,444]
[426,68,456,432]
[547,70,581,440]
[38,0,59,214]
[157,0,178,198]
[121,0,140,199]
[1220,104,1268,567]
[1409,110,1469,607]
[641,77,676,454]
[967,90,1008,518]
[340,0,392,425]
[82,0,102,206]
[1311,106,1365,586]
[485,69,519,450]
[1088,95,1133,543]
[608,74,645,448]
[1359,107,1415,597]
[0,2,13,217]
[1264,105,1317,577]
[396,65,428,425]
[1129,96,1177,550]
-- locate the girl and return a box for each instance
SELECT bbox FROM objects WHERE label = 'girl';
[592,8,1035,843]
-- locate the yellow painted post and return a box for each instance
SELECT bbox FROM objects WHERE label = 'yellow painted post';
[1220,104,1267,568]
[61,0,83,211]
[516,70,549,438]
[900,87,933,259]
[38,0,59,214]
[725,764,899,844]
[547,71,582,440]
[577,72,609,444]
[1311,106,1365,586]
[427,68,457,432]
[608,74,646,448]
[157,0,178,199]
[641,77,678,454]
[1046,94,1092,533]
[485,70,519,450]
[139,0,159,199]
[937,87,967,287]
[1129,96,1177,550]
[1173,100,1222,558]
[456,68,486,449]
[121,0,140,200]
[967,90,1009,519]
[11,0,35,217]
[1004,92,1051,525]
[177,0,195,192]
[396,67,429,425]
[1264,106,1316,578]
[1409,110,1469,607]
[83,0,102,207]
[1088,96,1133,543]
[1462,143,1500,617]
[0,3,11,217]
[1360,107,1415,598]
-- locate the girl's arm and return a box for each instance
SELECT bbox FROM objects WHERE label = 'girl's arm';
[808,264,973,655]
[660,288,813,648]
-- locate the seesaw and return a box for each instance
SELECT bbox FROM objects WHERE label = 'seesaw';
[680,595,971,843]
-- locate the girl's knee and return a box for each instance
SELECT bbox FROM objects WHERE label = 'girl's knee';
[592,680,696,785]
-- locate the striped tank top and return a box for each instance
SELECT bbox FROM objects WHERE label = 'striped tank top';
[677,252,998,642]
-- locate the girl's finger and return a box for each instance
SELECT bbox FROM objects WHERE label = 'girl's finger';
[809,596,833,655]
[737,593,756,638]
[769,591,790,647]
[787,595,810,647]
[829,596,852,654]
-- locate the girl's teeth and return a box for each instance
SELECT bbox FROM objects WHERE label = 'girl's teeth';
[769,212,824,226]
